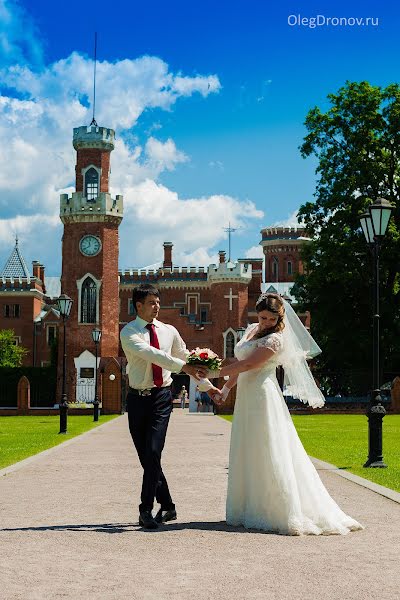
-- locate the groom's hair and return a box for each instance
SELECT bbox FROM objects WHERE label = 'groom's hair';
[132,284,160,310]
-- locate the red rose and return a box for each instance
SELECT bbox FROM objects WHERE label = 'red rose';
[199,352,209,360]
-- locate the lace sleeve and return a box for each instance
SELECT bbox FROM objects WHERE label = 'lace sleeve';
[256,332,282,353]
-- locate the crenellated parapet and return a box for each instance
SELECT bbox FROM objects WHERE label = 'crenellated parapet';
[260,226,311,253]
[207,261,252,284]
[73,126,115,151]
[119,266,208,286]
[119,260,254,287]
[60,191,123,224]
[0,276,43,294]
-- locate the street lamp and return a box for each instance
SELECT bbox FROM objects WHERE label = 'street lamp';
[91,328,102,422]
[236,327,246,341]
[359,198,394,468]
[57,294,73,434]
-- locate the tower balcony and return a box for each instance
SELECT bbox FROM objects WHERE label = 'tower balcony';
[60,191,123,224]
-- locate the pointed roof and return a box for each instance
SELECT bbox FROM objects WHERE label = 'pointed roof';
[1,237,30,279]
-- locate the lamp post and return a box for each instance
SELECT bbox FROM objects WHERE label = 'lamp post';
[91,328,102,421]
[57,294,73,434]
[359,198,393,468]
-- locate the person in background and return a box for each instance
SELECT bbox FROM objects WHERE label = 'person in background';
[179,385,188,409]
[195,386,202,412]
[201,390,212,412]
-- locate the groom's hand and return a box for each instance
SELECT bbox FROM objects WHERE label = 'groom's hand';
[181,364,208,379]
[208,388,223,404]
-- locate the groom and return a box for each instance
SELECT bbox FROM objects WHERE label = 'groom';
[120,283,208,529]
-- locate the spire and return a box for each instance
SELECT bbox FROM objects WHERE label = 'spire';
[1,238,30,278]
[90,32,98,127]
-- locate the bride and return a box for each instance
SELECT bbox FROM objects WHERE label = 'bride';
[211,293,363,536]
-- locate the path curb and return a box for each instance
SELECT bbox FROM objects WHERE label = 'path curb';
[0,415,123,478]
[311,456,400,504]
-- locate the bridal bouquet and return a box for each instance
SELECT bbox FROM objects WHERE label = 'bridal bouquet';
[187,348,222,391]
[187,347,222,370]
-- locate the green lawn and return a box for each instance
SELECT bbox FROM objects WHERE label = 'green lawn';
[221,414,400,493]
[0,415,120,470]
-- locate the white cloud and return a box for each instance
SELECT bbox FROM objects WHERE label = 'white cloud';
[0,0,43,67]
[119,179,263,269]
[244,245,264,258]
[209,160,224,171]
[145,137,188,171]
[271,210,303,228]
[0,1,264,276]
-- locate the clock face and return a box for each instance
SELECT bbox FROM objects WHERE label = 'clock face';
[79,235,102,257]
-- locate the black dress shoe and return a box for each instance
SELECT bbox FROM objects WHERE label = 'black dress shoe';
[155,508,177,524]
[139,511,158,529]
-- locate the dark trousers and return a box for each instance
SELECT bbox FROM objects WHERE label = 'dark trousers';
[127,387,175,513]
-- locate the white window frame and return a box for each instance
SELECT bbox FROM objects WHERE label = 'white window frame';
[46,324,57,345]
[82,164,101,200]
[222,328,238,359]
[128,298,136,316]
[76,273,102,325]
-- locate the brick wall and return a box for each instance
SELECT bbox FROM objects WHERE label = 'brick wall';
[0,295,43,366]
[59,221,120,402]
[75,149,111,193]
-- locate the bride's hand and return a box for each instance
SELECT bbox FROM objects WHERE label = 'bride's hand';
[208,387,224,404]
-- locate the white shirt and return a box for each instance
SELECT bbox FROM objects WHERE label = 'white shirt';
[120,316,189,389]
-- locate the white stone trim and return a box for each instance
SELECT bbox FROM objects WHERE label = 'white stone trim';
[74,350,99,403]
[76,273,102,324]
[46,324,57,345]
[81,164,102,189]
[222,327,237,359]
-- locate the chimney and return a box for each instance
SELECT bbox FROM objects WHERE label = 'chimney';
[163,242,173,269]
[219,250,226,264]
[32,261,46,292]
[39,265,46,294]
[32,261,41,279]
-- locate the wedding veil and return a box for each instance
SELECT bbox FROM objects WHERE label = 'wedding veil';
[280,299,325,409]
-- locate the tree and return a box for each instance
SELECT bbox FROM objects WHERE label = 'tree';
[0,329,28,367]
[293,81,400,395]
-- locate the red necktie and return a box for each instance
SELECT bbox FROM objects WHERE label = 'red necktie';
[146,323,164,387]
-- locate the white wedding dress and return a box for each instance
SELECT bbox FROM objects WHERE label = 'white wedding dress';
[226,325,364,535]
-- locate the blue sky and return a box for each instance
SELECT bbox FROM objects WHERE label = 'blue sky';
[0,0,399,273]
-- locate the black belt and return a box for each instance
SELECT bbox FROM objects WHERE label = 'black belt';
[129,386,171,396]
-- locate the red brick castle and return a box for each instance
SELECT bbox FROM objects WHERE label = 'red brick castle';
[0,120,310,413]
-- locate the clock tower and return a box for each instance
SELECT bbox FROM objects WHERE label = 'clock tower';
[59,124,123,405]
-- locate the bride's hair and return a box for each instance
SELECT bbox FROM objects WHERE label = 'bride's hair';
[255,293,285,336]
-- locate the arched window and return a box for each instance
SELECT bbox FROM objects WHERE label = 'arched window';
[85,167,99,201]
[287,260,293,275]
[226,331,235,358]
[272,257,279,280]
[81,277,97,323]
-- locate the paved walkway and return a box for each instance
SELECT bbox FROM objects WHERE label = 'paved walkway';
[1,412,399,600]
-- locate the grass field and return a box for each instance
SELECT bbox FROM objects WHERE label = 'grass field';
[0,415,119,470]
[221,414,400,493]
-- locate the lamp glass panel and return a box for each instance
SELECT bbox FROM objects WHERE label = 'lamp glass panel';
[57,295,73,317]
[360,214,373,244]
[92,328,102,343]
[371,206,392,237]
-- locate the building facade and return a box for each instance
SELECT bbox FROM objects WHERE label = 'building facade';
[0,122,309,412]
